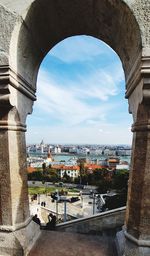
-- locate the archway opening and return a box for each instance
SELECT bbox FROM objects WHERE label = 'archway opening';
[27,35,132,144]
[27,35,132,221]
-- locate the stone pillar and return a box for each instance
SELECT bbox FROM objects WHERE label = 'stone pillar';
[0,127,28,226]
[0,66,40,255]
[123,58,150,255]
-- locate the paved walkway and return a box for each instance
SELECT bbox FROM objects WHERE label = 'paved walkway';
[29,194,99,224]
[28,231,117,256]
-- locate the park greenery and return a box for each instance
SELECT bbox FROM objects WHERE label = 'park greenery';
[28,165,129,194]
[28,186,78,195]
[28,164,129,209]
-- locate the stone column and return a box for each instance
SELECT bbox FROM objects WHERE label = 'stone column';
[0,66,40,255]
[0,118,29,227]
[123,58,150,255]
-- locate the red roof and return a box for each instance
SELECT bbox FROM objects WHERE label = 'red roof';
[27,167,36,173]
[52,165,64,169]
[62,166,80,171]
[108,158,119,163]
[52,165,79,171]
[86,164,106,170]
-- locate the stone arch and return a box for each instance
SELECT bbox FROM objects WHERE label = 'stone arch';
[9,0,142,88]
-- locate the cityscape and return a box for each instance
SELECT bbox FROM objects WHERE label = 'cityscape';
[27,141,131,178]
[27,141,132,157]
[28,141,130,226]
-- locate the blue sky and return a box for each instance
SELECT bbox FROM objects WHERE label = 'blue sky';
[26,35,133,145]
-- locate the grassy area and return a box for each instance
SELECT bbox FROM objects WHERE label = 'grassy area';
[28,186,55,195]
[28,186,79,195]
[67,188,79,193]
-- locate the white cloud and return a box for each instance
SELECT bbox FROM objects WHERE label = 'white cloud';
[73,67,123,101]
[36,67,122,127]
[27,67,132,144]
[49,36,112,63]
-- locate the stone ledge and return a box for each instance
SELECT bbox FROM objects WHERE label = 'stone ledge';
[0,221,41,256]
[124,230,150,247]
[57,207,126,228]
[56,207,126,235]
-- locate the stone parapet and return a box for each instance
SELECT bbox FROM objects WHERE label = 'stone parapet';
[56,207,126,235]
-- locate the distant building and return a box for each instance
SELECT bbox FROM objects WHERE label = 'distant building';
[103,148,109,155]
[27,140,50,154]
[29,159,44,168]
[116,149,132,156]
[69,147,77,154]
[40,140,44,153]
[60,166,80,180]
[108,158,120,169]
[61,146,70,153]
[54,145,61,154]
[86,164,107,173]
[65,157,78,166]
[89,148,103,155]
[116,164,129,170]
[76,147,90,155]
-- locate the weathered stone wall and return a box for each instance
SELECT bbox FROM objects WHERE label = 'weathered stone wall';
[0,4,17,65]
[125,0,150,56]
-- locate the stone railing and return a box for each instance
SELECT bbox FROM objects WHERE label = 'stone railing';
[56,207,126,235]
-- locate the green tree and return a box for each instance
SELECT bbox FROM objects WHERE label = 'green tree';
[77,159,86,184]
[28,171,45,181]
[62,171,72,183]
[96,179,111,194]
[42,162,46,174]
[112,170,129,192]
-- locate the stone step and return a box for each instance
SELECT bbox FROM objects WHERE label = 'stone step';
[28,230,117,256]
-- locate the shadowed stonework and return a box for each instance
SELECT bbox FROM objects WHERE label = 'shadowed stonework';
[28,231,117,256]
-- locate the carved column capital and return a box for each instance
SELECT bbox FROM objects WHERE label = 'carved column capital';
[0,65,36,131]
[0,65,36,102]
[125,56,150,122]
[132,121,150,132]
[126,56,150,99]
[0,120,26,132]
[0,70,12,110]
